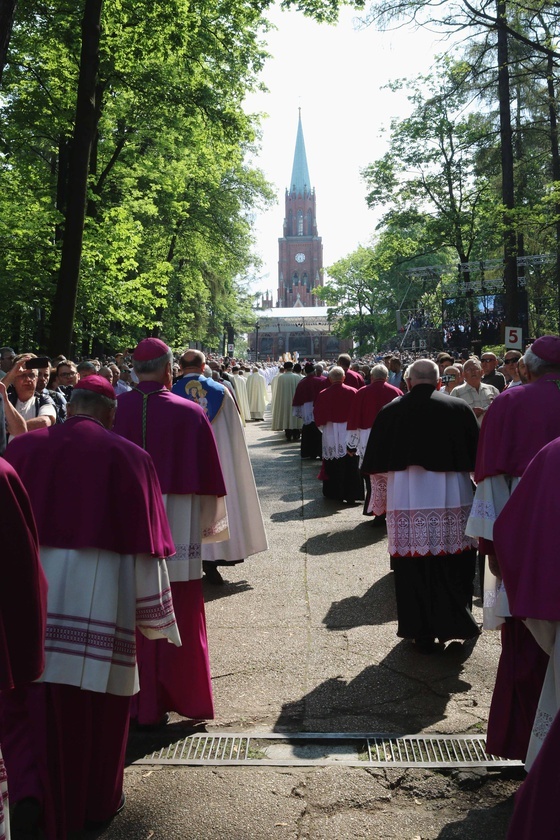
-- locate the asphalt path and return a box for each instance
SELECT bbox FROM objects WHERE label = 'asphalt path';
[95,401,521,840]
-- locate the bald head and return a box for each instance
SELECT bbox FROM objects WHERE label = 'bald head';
[180,350,206,372]
[406,359,439,388]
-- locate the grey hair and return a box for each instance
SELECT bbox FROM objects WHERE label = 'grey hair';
[314,363,324,374]
[132,350,173,375]
[69,388,117,414]
[77,360,97,375]
[525,345,560,376]
[370,363,389,382]
[463,358,482,372]
[406,359,439,385]
[327,365,345,382]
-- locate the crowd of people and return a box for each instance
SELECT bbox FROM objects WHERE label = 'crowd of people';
[1,336,559,839]
[0,339,269,839]
[264,340,560,839]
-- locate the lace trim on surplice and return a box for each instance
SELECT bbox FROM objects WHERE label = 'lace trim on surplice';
[388,505,477,557]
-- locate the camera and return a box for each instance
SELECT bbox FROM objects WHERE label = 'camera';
[25,356,51,370]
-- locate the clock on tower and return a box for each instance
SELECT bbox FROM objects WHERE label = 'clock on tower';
[278,111,323,307]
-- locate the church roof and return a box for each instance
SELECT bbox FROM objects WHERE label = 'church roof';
[289,110,311,194]
[255,307,334,333]
[260,307,330,318]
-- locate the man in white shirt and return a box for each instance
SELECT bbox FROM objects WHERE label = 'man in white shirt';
[451,358,499,425]
[3,354,56,431]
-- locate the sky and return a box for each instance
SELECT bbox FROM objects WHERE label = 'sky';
[243,5,456,301]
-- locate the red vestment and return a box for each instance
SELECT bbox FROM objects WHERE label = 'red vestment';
[3,416,177,838]
[471,376,560,760]
[114,382,226,724]
[346,380,402,432]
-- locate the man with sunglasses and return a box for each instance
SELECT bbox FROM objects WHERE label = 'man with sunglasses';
[503,350,523,387]
[481,352,507,392]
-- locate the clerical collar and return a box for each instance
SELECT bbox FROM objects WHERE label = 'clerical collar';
[67,414,106,429]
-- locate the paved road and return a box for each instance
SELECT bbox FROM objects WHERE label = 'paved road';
[96,405,521,840]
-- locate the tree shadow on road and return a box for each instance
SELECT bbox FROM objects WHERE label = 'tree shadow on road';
[248,434,300,449]
[323,573,397,628]
[269,497,349,522]
[202,578,253,602]
[274,641,474,734]
[124,718,209,765]
[300,520,388,551]
[433,796,516,838]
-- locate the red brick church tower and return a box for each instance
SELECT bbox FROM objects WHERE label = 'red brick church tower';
[277,110,323,307]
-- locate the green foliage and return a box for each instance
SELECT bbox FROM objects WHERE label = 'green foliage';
[363,58,503,267]
[319,224,454,351]
[0,0,275,354]
[282,0,366,24]
[359,0,560,335]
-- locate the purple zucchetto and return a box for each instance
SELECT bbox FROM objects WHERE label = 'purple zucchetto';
[531,335,560,366]
[74,374,116,400]
[132,338,170,362]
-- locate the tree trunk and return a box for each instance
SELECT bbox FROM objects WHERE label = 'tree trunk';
[48,0,103,357]
[546,52,560,333]
[497,0,519,328]
[0,0,17,86]
[55,135,71,242]
[152,221,184,333]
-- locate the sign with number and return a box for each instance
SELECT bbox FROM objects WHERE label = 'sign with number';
[505,326,522,349]
[227,343,234,353]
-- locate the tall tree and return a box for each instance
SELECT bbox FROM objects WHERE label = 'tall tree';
[496,0,519,328]
[48,0,103,356]
[0,0,275,353]
[316,225,452,350]
[362,60,501,273]
[360,0,560,328]
[0,0,17,85]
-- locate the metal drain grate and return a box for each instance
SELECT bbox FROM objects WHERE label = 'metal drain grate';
[134,732,522,768]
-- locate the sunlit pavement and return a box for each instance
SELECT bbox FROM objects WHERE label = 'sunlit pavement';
[96,403,520,840]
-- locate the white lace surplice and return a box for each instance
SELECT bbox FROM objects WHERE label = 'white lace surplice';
[523,619,560,771]
[386,466,477,558]
[39,547,180,697]
[319,422,348,460]
[466,474,520,629]
[364,472,388,516]
[0,746,8,840]
[163,494,228,582]
[292,401,314,425]
[346,427,372,467]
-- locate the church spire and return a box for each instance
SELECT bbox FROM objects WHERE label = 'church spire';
[289,108,311,195]
[278,108,322,308]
